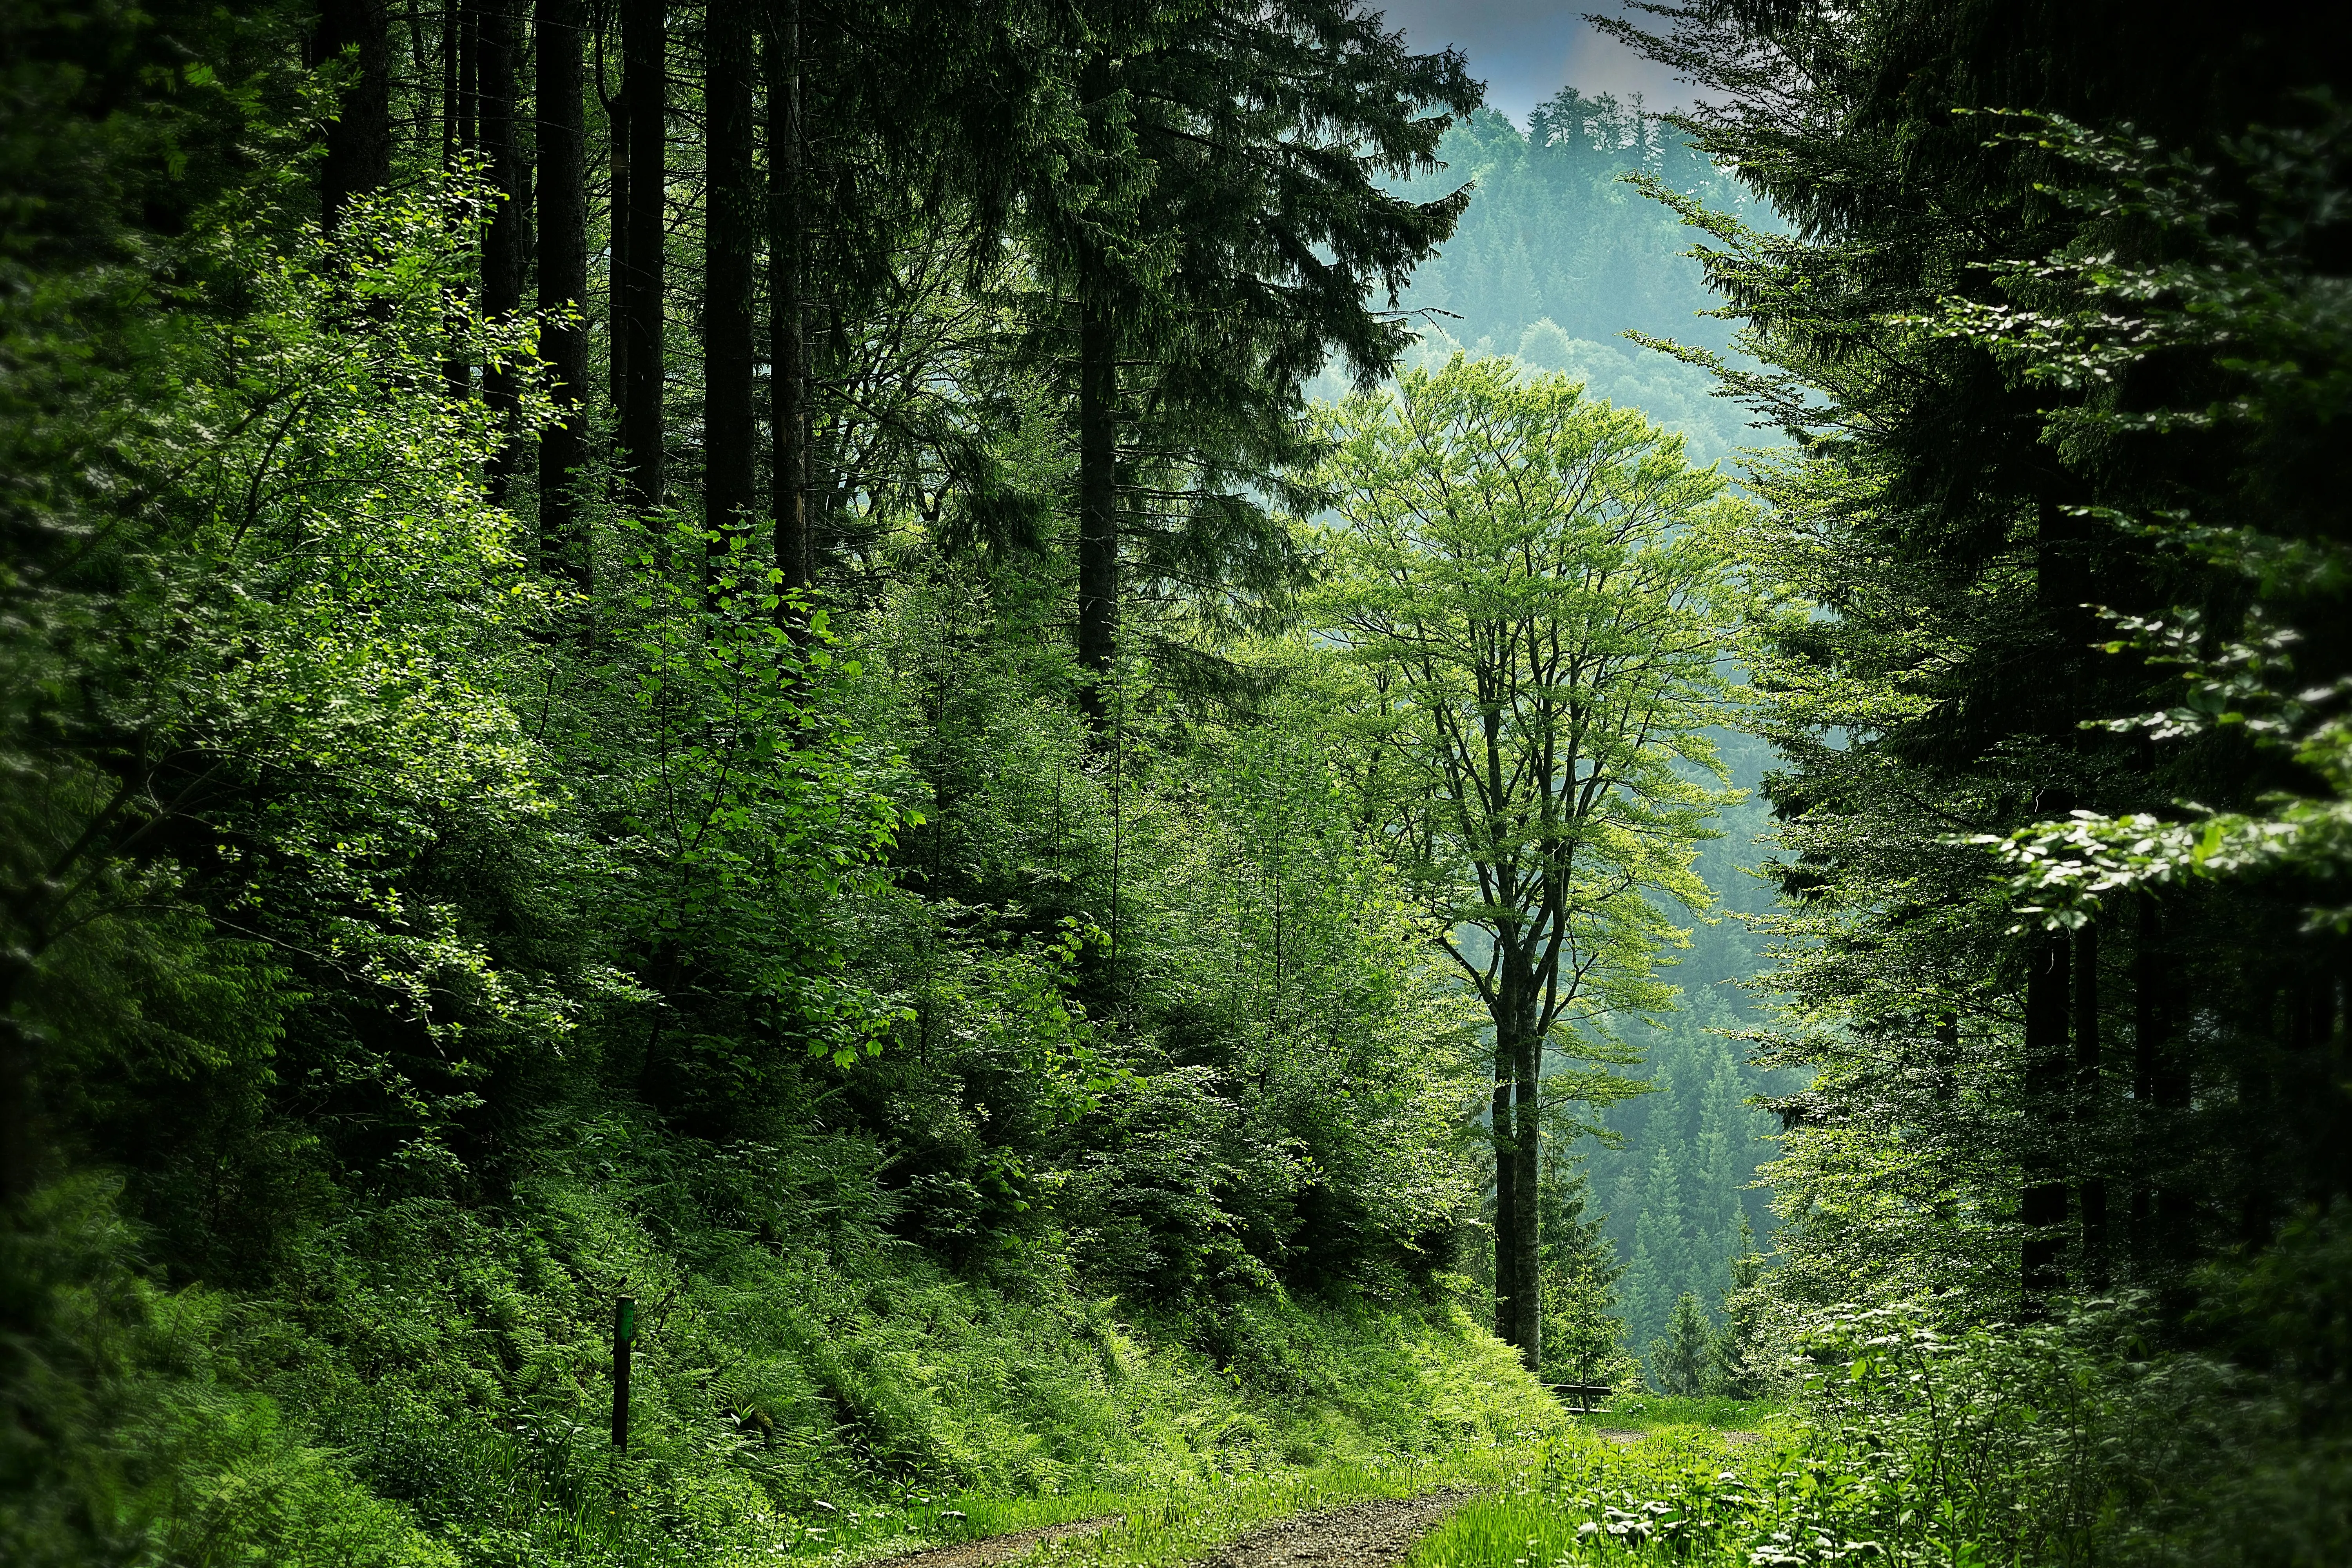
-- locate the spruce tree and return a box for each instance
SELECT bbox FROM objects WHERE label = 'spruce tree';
[615,0,664,509]
[1535,1141,1632,1391]
[702,0,758,557]
[1627,1138,1691,1353]
[1649,1292,1713,1396]
[313,0,392,232]
[1604,0,2352,1325]
[1691,1049,1747,1299]
[1708,1214,1767,1397]
[535,0,590,586]
[1027,0,1477,726]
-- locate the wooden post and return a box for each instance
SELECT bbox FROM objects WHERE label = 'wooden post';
[612,1293,635,1450]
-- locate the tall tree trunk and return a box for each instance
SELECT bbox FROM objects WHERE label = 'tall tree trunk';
[1487,951,1541,1371]
[479,0,524,500]
[617,0,666,511]
[1076,280,1118,730]
[602,7,629,420]
[2021,931,2072,1315]
[442,0,479,398]
[1508,1002,1542,1371]
[315,0,393,232]
[766,0,807,596]
[441,0,461,167]
[702,0,757,567]
[1490,1012,1518,1355]
[537,0,590,587]
[2074,921,2107,1288]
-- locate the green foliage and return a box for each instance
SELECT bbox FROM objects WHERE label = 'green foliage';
[1602,0,2352,1342]
[1936,104,2352,936]
[1305,352,1749,1071]
[1646,1296,1714,1398]
[1707,1219,1770,1400]
[1534,1148,1635,1392]
[1404,1423,1790,1568]
[0,1179,454,1568]
[0,5,1819,1565]
[1301,349,1753,1365]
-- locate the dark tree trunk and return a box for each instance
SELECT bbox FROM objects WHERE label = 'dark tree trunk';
[479,0,524,499]
[441,0,461,166]
[315,0,393,232]
[766,0,807,596]
[612,87,630,411]
[537,0,590,586]
[442,0,479,398]
[1490,1016,1517,1355]
[1487,953,1541,1372]
[2021,931,2072,1314]
[1508,1007,1542,1370]
[2074,921,2107,1287]
[617,0,666,511]
[702,0,757,566]
[1076,280,1118,729]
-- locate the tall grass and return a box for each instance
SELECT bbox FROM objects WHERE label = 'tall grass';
[1408,1426,1788,1568]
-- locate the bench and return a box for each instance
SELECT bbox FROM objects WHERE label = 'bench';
[1548,1382,1615,1412]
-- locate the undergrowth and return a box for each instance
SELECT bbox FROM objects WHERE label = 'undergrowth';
[4,1157,1566,1568]
[1408,1425,1791,1568]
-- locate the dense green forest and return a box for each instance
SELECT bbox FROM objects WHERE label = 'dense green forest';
[3,1,2349,1567]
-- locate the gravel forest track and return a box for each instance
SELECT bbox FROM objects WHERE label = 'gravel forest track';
[868,1515,1127,1568]
[1189,1488,1477,1568]
[868,1487,1479,1568]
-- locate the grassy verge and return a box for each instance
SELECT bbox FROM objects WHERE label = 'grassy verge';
[1555,1394,1789,1433]
[11,1175,1591,1568]
[939,1448,1512,1568]
[681,1322,1574,1568]
[835,1407,1802,1568]
[1405,1419,1803,1568]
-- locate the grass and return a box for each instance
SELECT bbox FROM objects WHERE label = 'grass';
[792,1406,1807,1568]
[944,1447,1521,1568]
[1555,1394,1790,1433]
[1406,1419,1804,1568]
[646,1448,1539,1568]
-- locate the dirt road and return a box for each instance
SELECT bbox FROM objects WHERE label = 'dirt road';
[1189,1488,1475,1568]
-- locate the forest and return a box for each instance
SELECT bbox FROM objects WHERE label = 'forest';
[1,2,2346,1567]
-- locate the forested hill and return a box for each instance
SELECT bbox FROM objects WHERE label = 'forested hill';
[1375,98,1780,468]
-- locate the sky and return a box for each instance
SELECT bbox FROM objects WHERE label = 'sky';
[1369,1,1689,125]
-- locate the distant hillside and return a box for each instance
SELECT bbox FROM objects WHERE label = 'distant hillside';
[1378,94,1782,469]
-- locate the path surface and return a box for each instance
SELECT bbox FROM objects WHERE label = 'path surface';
[1191,1488,1475,1568]
[871,1515,1124,1568]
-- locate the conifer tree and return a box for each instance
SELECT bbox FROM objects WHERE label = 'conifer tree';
[1691,1053,1746,1294]
[536,0,590,584]
[702,0,757,558]
[313,0,392,232]
[1535,1142,1632,1392]
[1650,1291,1713,1396]
[1030,0,1477,726]
[1626,1138,1690,1352]
[1604,0,2352,1327]
[615,0,664,509]
[1708,1214,1766,1397]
